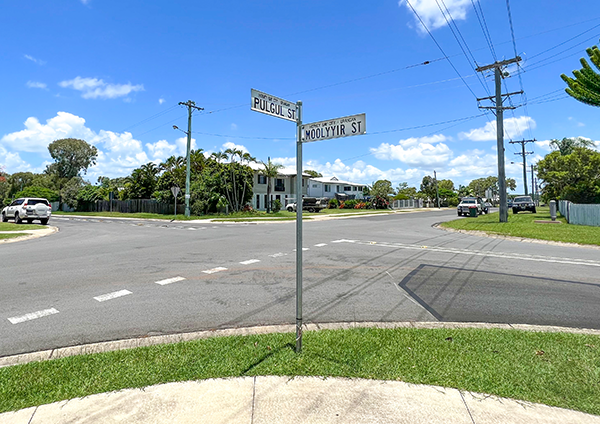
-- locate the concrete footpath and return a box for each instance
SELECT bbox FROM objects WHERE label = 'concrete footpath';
[2,322,600,423]
[3,375,600,424]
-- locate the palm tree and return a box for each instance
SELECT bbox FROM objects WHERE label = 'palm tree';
[549,137,595,156]
[261,158,284,213]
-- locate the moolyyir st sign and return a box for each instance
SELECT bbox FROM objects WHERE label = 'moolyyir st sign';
[251,89,297,122]
[301,113,366,142]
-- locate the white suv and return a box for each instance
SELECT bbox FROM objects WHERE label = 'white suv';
[1,198,52,225]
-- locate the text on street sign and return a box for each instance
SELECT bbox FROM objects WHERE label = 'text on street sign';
[301,113,366,143]
[251,89,297,122]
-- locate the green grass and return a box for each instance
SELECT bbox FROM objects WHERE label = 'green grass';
[0,223,46,231]
[440,207,600,246]
[1,328,600,415]
[0,233,28,240]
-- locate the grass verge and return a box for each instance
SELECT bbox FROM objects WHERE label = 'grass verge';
[440,207,600,246]
[0,223,46,231]
[0,233,28,240]
[1,327,600,415]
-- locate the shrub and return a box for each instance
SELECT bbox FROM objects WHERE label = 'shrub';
[345,199,358,209]
[272,199,282,213]
[328,198,339,209]
[355,202,366,209]
[372,196,390,209]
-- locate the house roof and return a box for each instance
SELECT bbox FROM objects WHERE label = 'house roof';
[248,162,310,177]
[310,176,364,186]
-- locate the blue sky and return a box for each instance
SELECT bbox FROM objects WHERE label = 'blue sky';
[1,0,599,194]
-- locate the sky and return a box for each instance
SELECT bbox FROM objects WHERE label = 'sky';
[1,0,599,194]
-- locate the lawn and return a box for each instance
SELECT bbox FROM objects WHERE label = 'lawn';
[440,207,600,246]
[1,327,599,415]
[0,223,46,231]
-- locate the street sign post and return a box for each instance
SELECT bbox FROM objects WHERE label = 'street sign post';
[171,186,180,217]
[251,89,298,122]
[301,113,366,143]
[251,88,365,353]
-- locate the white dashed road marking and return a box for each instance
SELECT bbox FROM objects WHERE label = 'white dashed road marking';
[202,267,228,274]
[155,276,186,285]
[314,243,327,247]
[269,252,288,258]
[293,248,310,251]
[8,308,59,324]
[94,289,132,302]
[331,239,357,243]
[240,259,261,265]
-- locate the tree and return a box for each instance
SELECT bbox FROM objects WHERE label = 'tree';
[46,138,98,179]
[394,182,417,200]
[561,45,600,107]
[468,176,516,199]
[124,162,159,199]
[304,169,322,178]
[549,137,595,156]
[370,180,394,201]
[419,176,437,201]
[536,147,600,203]
[261,158,284,213]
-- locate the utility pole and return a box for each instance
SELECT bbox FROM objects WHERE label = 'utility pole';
[531,165,536,204]
[509,139,535,196]
[177,100,204,217]
[434,170,440,208]
[476,57,522,223]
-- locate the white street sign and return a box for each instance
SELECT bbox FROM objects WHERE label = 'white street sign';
[251,89,297,122]
[301,113,366,143]
[171,186,180,197]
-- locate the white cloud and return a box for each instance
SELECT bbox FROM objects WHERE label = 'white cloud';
[0,146,35,174]
[230,123,238,131]
[24,54,46,65]
[400,0,472,33]
[0,112,94,153]
[146,139,177,159]
[158,98,165,105]
[459,116,536,141]
[176,136,197,156]
[370,134,453,167]
[59,77,144,99]
[221,141,249,154]
[26,81,47,90]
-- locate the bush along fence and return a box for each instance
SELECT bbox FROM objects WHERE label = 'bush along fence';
[53,199,185,215]
[558,200,600,227]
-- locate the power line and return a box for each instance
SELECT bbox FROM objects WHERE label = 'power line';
[470,0,497,61]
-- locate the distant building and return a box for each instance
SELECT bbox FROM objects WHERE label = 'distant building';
[250,163,310,211]
[307,176,366,200]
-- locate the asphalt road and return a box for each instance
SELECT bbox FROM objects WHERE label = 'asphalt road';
[1,210,600,357]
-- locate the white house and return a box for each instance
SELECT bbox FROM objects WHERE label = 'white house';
[250,163,311,211]
[307,176,366,200]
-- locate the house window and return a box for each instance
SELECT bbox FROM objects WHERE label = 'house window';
[353,186,358,191]
[344,186,351,191]
[312,184,318,188]
[276,195,281,201]
[324,184,330,192]
[256,195,260,209]
[275,178,285,192]
[258,175,267,184]
[264,194,268,207]
[337,186,341,192]
[302,179,305,187]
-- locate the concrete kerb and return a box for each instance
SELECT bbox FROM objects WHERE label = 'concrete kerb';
[0,226,58,244]
[3,321,600,369]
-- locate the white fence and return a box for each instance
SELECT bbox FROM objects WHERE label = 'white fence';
[390,199,423,209]
[558,200,600,227]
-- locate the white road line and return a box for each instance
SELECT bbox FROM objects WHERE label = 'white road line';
[331,239,357,243]
[188,228,197,231]
[269,252,288,258]
[8,308,59,324]
[314,243,327,247]
[356,240,600,268]
[155,276,186,285]
[94,289,132,302]
[293,248,310,251]
[202,267,228,274]
[240,259,261,265]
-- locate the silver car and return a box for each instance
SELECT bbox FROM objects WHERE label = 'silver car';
[1,197,52,225]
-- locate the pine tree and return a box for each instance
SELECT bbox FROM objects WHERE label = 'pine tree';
[561,45,600,107]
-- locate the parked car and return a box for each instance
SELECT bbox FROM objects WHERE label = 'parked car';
[457,196,485,216]
[286,197,327,213]
[512,196,536,214]
[1,197,52,224]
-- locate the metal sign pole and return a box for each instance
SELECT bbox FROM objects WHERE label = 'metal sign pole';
[295,100,303,354]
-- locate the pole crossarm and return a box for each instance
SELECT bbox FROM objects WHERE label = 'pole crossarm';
[478,106,518,110]
[476,91,523,102]
[475,56,522,72]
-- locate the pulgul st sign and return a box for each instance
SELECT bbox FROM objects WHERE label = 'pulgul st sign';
[251,89,297,122]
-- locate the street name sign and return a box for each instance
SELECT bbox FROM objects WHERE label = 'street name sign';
[251,89,297,122]
[301,113,366,143]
